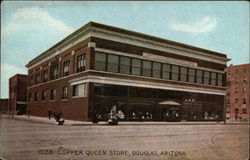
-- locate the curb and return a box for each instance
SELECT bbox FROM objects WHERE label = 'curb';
[1,115,248,126]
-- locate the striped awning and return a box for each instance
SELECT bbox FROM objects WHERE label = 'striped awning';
[159,101,181,105]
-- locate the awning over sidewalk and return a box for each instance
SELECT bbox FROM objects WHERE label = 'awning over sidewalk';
[159,101,181,105]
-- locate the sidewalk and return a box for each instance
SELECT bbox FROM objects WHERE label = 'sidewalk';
[1,114,248,126]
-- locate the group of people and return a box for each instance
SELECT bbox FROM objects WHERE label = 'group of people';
[48,110,65,125]
[162,110,180,121]
[132,111,153,120]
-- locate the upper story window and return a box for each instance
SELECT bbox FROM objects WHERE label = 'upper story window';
[42,91,46,101]
[217,73,223,86]
[50,89,56,100]
[162,64,170,80]
[242,108,247,114]
[34,92,38,102]
[142,60,152,77]
[196,70,203,84]
[29,76,34,86]
[50,65,58,80]
[152,62,161,78]
[28,93,32,102]
[63,60,70,76]
[235,108,239,113]
[204,71,210,85]
[235,78,239,84]
[62,86,68,99]
[243,98,246,104]
[235,98,238,103]
[131,58,141,76]
[180,67,187,82]
[211,72,217,86]
[188,68,195,83]
[73,83,86,97]
[235,87,238,93]
[42,70,48,82]
[93,51,225,87]
[35,73,40,84]
[94,52,106,71]
[76,54,85,73]
[171,65,179,81]
[120,56,130,74]
[107,54,119,73]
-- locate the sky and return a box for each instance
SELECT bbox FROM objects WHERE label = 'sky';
[1,1,249,98]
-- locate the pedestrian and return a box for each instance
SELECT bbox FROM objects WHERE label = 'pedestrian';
[48,110,52,120]
[55,112,61,122]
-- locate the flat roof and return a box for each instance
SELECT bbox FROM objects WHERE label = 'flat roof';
[26,21,228,67]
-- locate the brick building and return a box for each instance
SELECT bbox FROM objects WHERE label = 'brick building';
[226,64,250,121]
[26,22,229,121]
[9,74,28,115]
[0,99,9,114]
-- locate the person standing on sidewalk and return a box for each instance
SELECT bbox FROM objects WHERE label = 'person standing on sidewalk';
[48,110,52,120]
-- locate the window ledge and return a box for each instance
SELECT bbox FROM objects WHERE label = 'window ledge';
[72,96,86,98]
[61,99,68,101]
[50,100,56,102]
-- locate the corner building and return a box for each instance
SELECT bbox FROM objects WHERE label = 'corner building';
[26,22,230,121]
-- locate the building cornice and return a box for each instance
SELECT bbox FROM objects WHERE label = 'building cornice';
[69,75,226,96]
[26,21,230,69]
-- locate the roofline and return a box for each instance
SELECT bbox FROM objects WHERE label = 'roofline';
[228,63,250,67]
[9,74,28,79]
[26,21,228,67]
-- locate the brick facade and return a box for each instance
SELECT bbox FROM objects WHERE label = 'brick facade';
[9,74,28,115]
[226,64,250,121]
[26,22,229,121]
[0,99,9,114]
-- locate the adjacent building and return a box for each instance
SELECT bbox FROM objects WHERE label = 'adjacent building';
[226,64,250,121]
[0,99,9,114]
[8,74,28,115]
[26,22,230,121]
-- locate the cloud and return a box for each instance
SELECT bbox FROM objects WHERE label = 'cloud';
[171,16,217,33]
[1,63,27,98]
[4,7,73,34]
[2,7,74,52]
